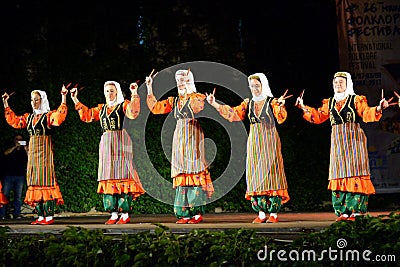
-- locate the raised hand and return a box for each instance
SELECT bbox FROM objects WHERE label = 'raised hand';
[61,83,69,95]
[61,83,74,104]
[2,91,14,102]
[206,88,216,105]
[2,91,14,108]
[130,80,139,95]
[377,89,390,112]
[295,89,305,108]
[145,69,158,94]
[277,89,293,106]
[205,88,220,109]
[70,88,78,98]
[69,83,84,105]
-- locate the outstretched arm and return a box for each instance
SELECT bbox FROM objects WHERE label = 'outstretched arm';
[206,88,247,122]
[295,90,329,124]
[300,100,330,124]
[3,92,29,128]
[147,94,174,114]
[145,70,173,114]
[70,86,102,122]
[355,95,384,123]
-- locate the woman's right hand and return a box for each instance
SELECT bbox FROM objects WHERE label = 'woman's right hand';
[145,75,153,95]
[2,92,10,108]
[145,75,153,88]
[295,97,304,108]
[295,89,305,109]
[2,92,9,102]
[70,87,79,104]
[145,69,158,95]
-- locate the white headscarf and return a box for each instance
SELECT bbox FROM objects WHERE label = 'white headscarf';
[104,81,124,106]
[248,73,273,101]
[31,90,50,115]
[175,69,197,95]
[333,71,355,101]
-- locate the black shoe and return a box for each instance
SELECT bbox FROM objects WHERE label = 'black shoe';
[14,215,23,220]
[0,217,6,220]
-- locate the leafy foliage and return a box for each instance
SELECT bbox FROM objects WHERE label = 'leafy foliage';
[0,213,398,266]
[291,212,400,266]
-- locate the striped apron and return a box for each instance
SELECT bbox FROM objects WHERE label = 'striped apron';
[246,99,288,194]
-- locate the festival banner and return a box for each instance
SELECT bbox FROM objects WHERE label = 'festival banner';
[336,0,400,193]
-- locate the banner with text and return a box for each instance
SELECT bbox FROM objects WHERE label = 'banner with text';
[336,0,400,193]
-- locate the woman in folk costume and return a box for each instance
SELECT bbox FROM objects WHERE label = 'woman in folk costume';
[146,69,214,224]
[206,73,290,223]
[2,87,68,225]
[71,81,145,224]
[296,71,390,221]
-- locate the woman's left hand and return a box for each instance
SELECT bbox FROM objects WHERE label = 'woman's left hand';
[130,82,139,95]
[277,89,292,106]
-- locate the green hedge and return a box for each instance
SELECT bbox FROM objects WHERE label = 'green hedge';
[0,212,398,266]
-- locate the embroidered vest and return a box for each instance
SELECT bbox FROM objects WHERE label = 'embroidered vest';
[99,103,125,132]
[329,95,359,126]
[173,97,194,120]
[27,113,53,136]
[248,97,275,126]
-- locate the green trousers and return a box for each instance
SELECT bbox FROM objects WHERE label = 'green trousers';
[103,194,133,213]
[174,186,207,219]
[35,200,55,217]
[250,195,282,213]
[332,191,369,216]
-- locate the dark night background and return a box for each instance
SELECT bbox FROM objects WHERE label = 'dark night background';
[0,0,339,99]
[0,0,397,213]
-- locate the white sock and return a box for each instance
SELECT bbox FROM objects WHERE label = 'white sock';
[258,211,266,219]
[341,214,349,218]
[194,214,201,220]
[38,216,44,221]
[121,213,129,220]
[110,212,118,220]
[351,213,360,217]
[270,213,278,218]
[45,216,53,222]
